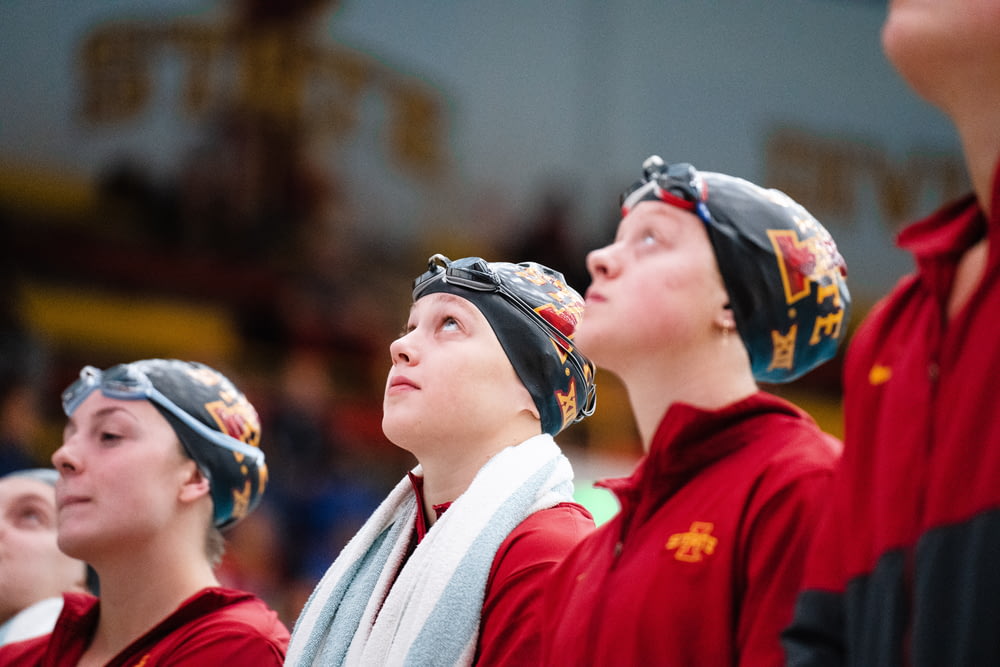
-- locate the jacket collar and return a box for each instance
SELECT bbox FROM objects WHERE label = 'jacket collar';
[599,392,808,519]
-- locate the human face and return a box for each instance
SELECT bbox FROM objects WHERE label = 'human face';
[52,392,197,562]
[383,293,537,453]
[0,475,85,624]
[577,201,730,374]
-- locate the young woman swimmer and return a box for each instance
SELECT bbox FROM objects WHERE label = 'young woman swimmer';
[287,254,597,666]
[538,156,850,666]
[0,359,289,665]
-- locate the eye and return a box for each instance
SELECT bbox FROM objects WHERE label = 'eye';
[14,504,51,529]
[99,431,124,445]
[440,315,460,331]
[640,229,658,245]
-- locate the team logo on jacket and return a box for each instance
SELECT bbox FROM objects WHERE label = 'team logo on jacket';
[666,521,717,562]
[868,363,892,386]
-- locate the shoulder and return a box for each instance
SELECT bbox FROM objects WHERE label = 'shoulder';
[505,502,595,553]
[740,393,842,472]
[167,589,290,659]
[490,503,595,580]
[187,589,289,635]
[0,633,49,664]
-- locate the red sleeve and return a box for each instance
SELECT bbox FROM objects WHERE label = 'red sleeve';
[739,463,837,667]
[475,502,594,666]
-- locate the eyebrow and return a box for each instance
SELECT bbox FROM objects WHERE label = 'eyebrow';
[16,491,54,505]
[64,404,141,433]
[414,293,480,318]
[5,489,56,510]
[432,292,478,311]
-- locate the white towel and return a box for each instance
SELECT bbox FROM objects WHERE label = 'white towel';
[285,433,575,666]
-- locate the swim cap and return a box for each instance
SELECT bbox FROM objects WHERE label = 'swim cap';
[413,254,597,434]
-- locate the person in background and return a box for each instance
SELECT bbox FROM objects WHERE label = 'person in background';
[0,359,289,665]
[286,254,597,666]
[0,468,89,647]
[783,3,1000,665]
[538,156,850,666]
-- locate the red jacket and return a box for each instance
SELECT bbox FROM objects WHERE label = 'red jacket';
[784,163,1000,666]
[410,474,595,666]
[541,392,841,666]
[0,587,289,666]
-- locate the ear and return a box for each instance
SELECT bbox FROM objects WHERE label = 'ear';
[715,305,737,333]
[513,381,540,421]
[177,461,212,505]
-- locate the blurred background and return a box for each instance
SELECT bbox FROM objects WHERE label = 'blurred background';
[0,0,963,625]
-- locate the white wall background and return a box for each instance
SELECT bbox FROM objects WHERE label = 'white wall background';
[0,0,962,303]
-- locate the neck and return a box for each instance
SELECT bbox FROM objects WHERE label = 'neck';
[81,535,219,662]
[919,63,1000,218]
[616,339,757,450]
[952,114,1000,219]
[415,427,541,525]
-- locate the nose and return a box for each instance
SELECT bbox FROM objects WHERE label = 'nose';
[51,434,81,476]
[389,331,416,366]
[586,243,619,280]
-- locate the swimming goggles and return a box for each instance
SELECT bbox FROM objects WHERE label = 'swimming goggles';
[62,364,265,466]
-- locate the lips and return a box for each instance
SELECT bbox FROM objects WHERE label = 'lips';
[387,375,419,393]
[56,494,90,512]
[584,288,606,304]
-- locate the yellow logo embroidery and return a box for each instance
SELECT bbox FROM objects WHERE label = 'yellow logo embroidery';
[767,325,798,373]
[869,364,892,386]
[554,377,579,430]
[666,521,718,563]
[231,480,253,522]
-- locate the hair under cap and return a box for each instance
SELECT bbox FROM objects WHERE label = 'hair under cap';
[622,155,851,382]
[412,254,597,435]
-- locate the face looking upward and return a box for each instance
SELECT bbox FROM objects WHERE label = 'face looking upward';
[51,392,206,563]
[383,292,539,454]
[0,475,86,625]
[576,201,731,375]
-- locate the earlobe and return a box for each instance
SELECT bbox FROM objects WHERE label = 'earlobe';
[715,307,737,334]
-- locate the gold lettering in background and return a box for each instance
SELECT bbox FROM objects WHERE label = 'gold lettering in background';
[765,127,965,231]
[78,21,446,176]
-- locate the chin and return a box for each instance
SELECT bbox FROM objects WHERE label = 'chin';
[881,7,947,101]
[56,531,91,562]
[381,416,418,451]
[573,330,609,366]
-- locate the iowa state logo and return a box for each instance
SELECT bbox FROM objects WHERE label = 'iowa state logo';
[666,521,718,563]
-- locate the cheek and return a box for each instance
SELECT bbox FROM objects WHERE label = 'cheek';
[2,529,51,559]
[452,353,524,413]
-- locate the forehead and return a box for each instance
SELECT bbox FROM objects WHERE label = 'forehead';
[412,292,485,320]
[618,200,704,237]
[65,391,175,443]
[410,291,509,355]
[0,477,55,507]
[70,389,155,420]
